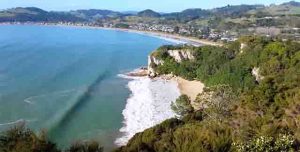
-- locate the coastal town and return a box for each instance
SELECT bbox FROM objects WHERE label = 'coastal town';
[3,20,300,44]
[1,2,300,43]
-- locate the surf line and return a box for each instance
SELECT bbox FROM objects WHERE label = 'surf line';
[115,73,180,146]
[23,88,80,105]
[0,119,37,126]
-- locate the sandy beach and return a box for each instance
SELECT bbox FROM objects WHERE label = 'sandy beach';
[100,27,223,46]
[157,75,205,102]
[125,69,205,103]
[171,77,205,101]
[139,30,222,46]
[63,25,222,46]
[170,76,205,110]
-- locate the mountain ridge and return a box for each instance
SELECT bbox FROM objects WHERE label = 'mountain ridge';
[1,1,299,23]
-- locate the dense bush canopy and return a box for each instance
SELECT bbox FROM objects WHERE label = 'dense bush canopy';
[0,125,103,152]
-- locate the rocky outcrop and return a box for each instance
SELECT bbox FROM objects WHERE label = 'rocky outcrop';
[167,50,195,62]
[252,67,264,82]
[148,55,164,77]
[147,49,195,77]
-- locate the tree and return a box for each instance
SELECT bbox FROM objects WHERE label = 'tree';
[0,125,59,152]
[234,134,295,152]
[67,141,103,152]
[171,95,194,116]
[173,26,180,33]
[195,85,236,121]
[0,125,104,152]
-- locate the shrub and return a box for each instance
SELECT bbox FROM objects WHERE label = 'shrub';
[234,134,296,152]
[195,85,236,120]
[0,125,59,152]
[171,95,194,116]
[67,141,103,152]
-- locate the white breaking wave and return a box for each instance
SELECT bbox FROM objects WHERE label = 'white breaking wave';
[0,119,37,127]
[151,35,187,44]
[115,76,180,146]
[134,31,187,44]
[23,88,80,105]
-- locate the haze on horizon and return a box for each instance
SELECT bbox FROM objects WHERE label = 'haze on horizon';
[0,0,294,12]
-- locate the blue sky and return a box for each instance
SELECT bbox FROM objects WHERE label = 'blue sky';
[0,0,293,12]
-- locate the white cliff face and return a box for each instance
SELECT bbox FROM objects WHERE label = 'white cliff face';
[252,67,264,82]
[148,55,164,77]
[167,50,195,62]
[147,49,195,77]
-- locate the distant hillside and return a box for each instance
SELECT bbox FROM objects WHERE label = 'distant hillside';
[249,1,300,15]
[137,9,161,17]
[212,4,264,17]
[71,9,122,20]
[0,7,84,22]
[0,7,124,22]
[163,9,212,21]
[282,1,300,7]
[121,11,138,15]
[0,1,300,23]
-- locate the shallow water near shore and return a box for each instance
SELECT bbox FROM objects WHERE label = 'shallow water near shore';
[0,25,175,150]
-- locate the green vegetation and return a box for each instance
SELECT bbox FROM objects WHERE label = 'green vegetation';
[195,85,237,121]
[116,36,300,152]
[115,114,233,152]
[234,134,295,152]
[0,125,103,152]
[0,125,59,152]
[137,9,161,18]
[171,95,194,116]
[114,23,130,28]
[66,142,103,152]
[154,43,256,91]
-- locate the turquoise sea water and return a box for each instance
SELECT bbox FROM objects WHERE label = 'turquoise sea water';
[0,25,172,150]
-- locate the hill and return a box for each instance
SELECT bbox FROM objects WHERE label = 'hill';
[163,9,212,22]
[0,7,84,22]
[282,1,300,7]
[71,9,123,20]
[212,4,264,17]
[137,9,161,18]
[249,1,300,15]
[1,2,300,23]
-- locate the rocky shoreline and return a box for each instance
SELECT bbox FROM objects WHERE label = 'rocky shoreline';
[124,67,148,77]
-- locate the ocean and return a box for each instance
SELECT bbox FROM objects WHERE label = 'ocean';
[0,25,180,150]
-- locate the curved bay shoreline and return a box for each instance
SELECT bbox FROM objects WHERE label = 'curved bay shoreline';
[0,22,222,46]
[2,23,207,101]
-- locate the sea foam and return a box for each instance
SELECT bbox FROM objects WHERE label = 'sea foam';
[115,76,180,146]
